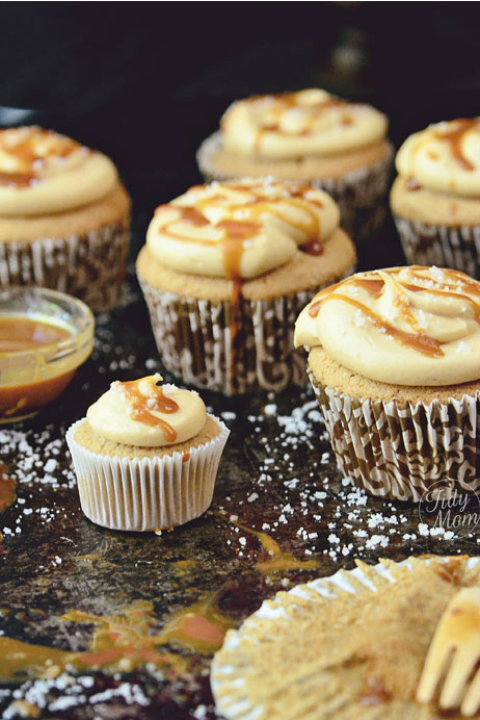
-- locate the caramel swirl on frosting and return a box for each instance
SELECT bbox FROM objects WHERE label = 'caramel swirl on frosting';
[146,179,340,279]
[0,126,118,215]
[396,119,480,197]
[221,89,387,160]
[294,266,480,386]
[87,374,206,447]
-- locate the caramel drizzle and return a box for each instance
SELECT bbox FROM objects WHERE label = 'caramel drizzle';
[0,128,80,188]
[308,267,480,358]
[435,118,478,171]
[246,93,350,153]
[156,183,325,277]
[118,378,179,443]
[406,178,422,191]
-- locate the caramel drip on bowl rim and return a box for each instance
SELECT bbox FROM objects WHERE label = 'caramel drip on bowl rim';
[118,378,179,443]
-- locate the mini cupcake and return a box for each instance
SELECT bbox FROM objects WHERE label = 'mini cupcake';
[392,118,480,278]
[136,178,356,395]
[66,374,229,531]
[294,265,480,501]
[197,89,393,241]
[0,126,131,311]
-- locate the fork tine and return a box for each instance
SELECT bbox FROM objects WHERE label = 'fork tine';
[461,666,480,717]
[440,646,480,710]
[416,635,454,704]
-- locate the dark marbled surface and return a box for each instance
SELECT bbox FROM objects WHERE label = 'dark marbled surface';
[0,216,479,720]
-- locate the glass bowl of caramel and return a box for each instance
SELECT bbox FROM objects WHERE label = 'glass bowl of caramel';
[0,287,94,423]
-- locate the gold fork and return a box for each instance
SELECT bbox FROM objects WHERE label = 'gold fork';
[417,587,480,716]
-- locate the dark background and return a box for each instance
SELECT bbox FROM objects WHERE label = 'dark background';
[0,1,479,216]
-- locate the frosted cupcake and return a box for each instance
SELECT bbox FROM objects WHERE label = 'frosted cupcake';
[0,126,131,311]
[392,118,480,278]
[295,265,480,501]
[137,178,356,395]
[66,374,229,531]
[197,89,392,241]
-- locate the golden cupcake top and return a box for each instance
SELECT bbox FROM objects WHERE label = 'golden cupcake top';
[221,89,388,160]
[396,118,480,197]
[0,126,118,216]
[212,557,480,720]
[146,179,340,280]
[86,374,207,447]
[295,265,480,386]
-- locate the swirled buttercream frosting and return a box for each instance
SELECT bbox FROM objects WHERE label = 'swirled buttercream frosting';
[221,89,388,160]
[0,126,118,215]
[87,374,207,447]
[294,266,480,386]
[146,179,340,279]
[396,118,480,197]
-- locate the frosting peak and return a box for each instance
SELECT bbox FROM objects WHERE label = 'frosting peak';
[396,118,480,197]
[0,126,118,216]
[146,179,340,280]
[87,374,207,447]
[294,266,480,386]
[221,89,388,160]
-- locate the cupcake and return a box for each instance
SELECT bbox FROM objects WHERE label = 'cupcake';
[66,374,229,531]
[212,556,480,720]
[391,118,480,278]
[0,126,131,311]
[294,265,480,501]
[197,89,393,241]
[136,178,356,395]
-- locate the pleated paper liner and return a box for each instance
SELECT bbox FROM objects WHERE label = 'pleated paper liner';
[212,556,479,720]
[66,415,229,532]
[309,372,480,502]
[197,132,393,242]
[394,215,480,279]
[0,218,129,312]
[139,279,317,395]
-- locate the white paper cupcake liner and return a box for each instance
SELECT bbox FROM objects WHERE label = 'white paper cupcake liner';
[309,371,480,501]
[197,132,393,241]
[394,216,480,279]
[0,218,130,312]
[138,279,319,395]
[212,556,479,720]
[66,414,230,531]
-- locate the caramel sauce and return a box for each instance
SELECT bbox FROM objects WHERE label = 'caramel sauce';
[220,515,319,575]
[359,678,391,706]
[0,465,16,544]
[435,118,478,171]
[0,317,76,421]
[0,128,81,188]
[182,451,190,463]
[0,318,70,353]
[0,171,34,188]
[0,593,234,680]
[406,178,422,191]
[308,267,480,359]
[353,278,385,297]
[250,94,348,152]
[0,466,16,512]
[118,378,179,443]
[302,237,323,255]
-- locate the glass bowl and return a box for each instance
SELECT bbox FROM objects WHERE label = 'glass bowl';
[0,286,94,423]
